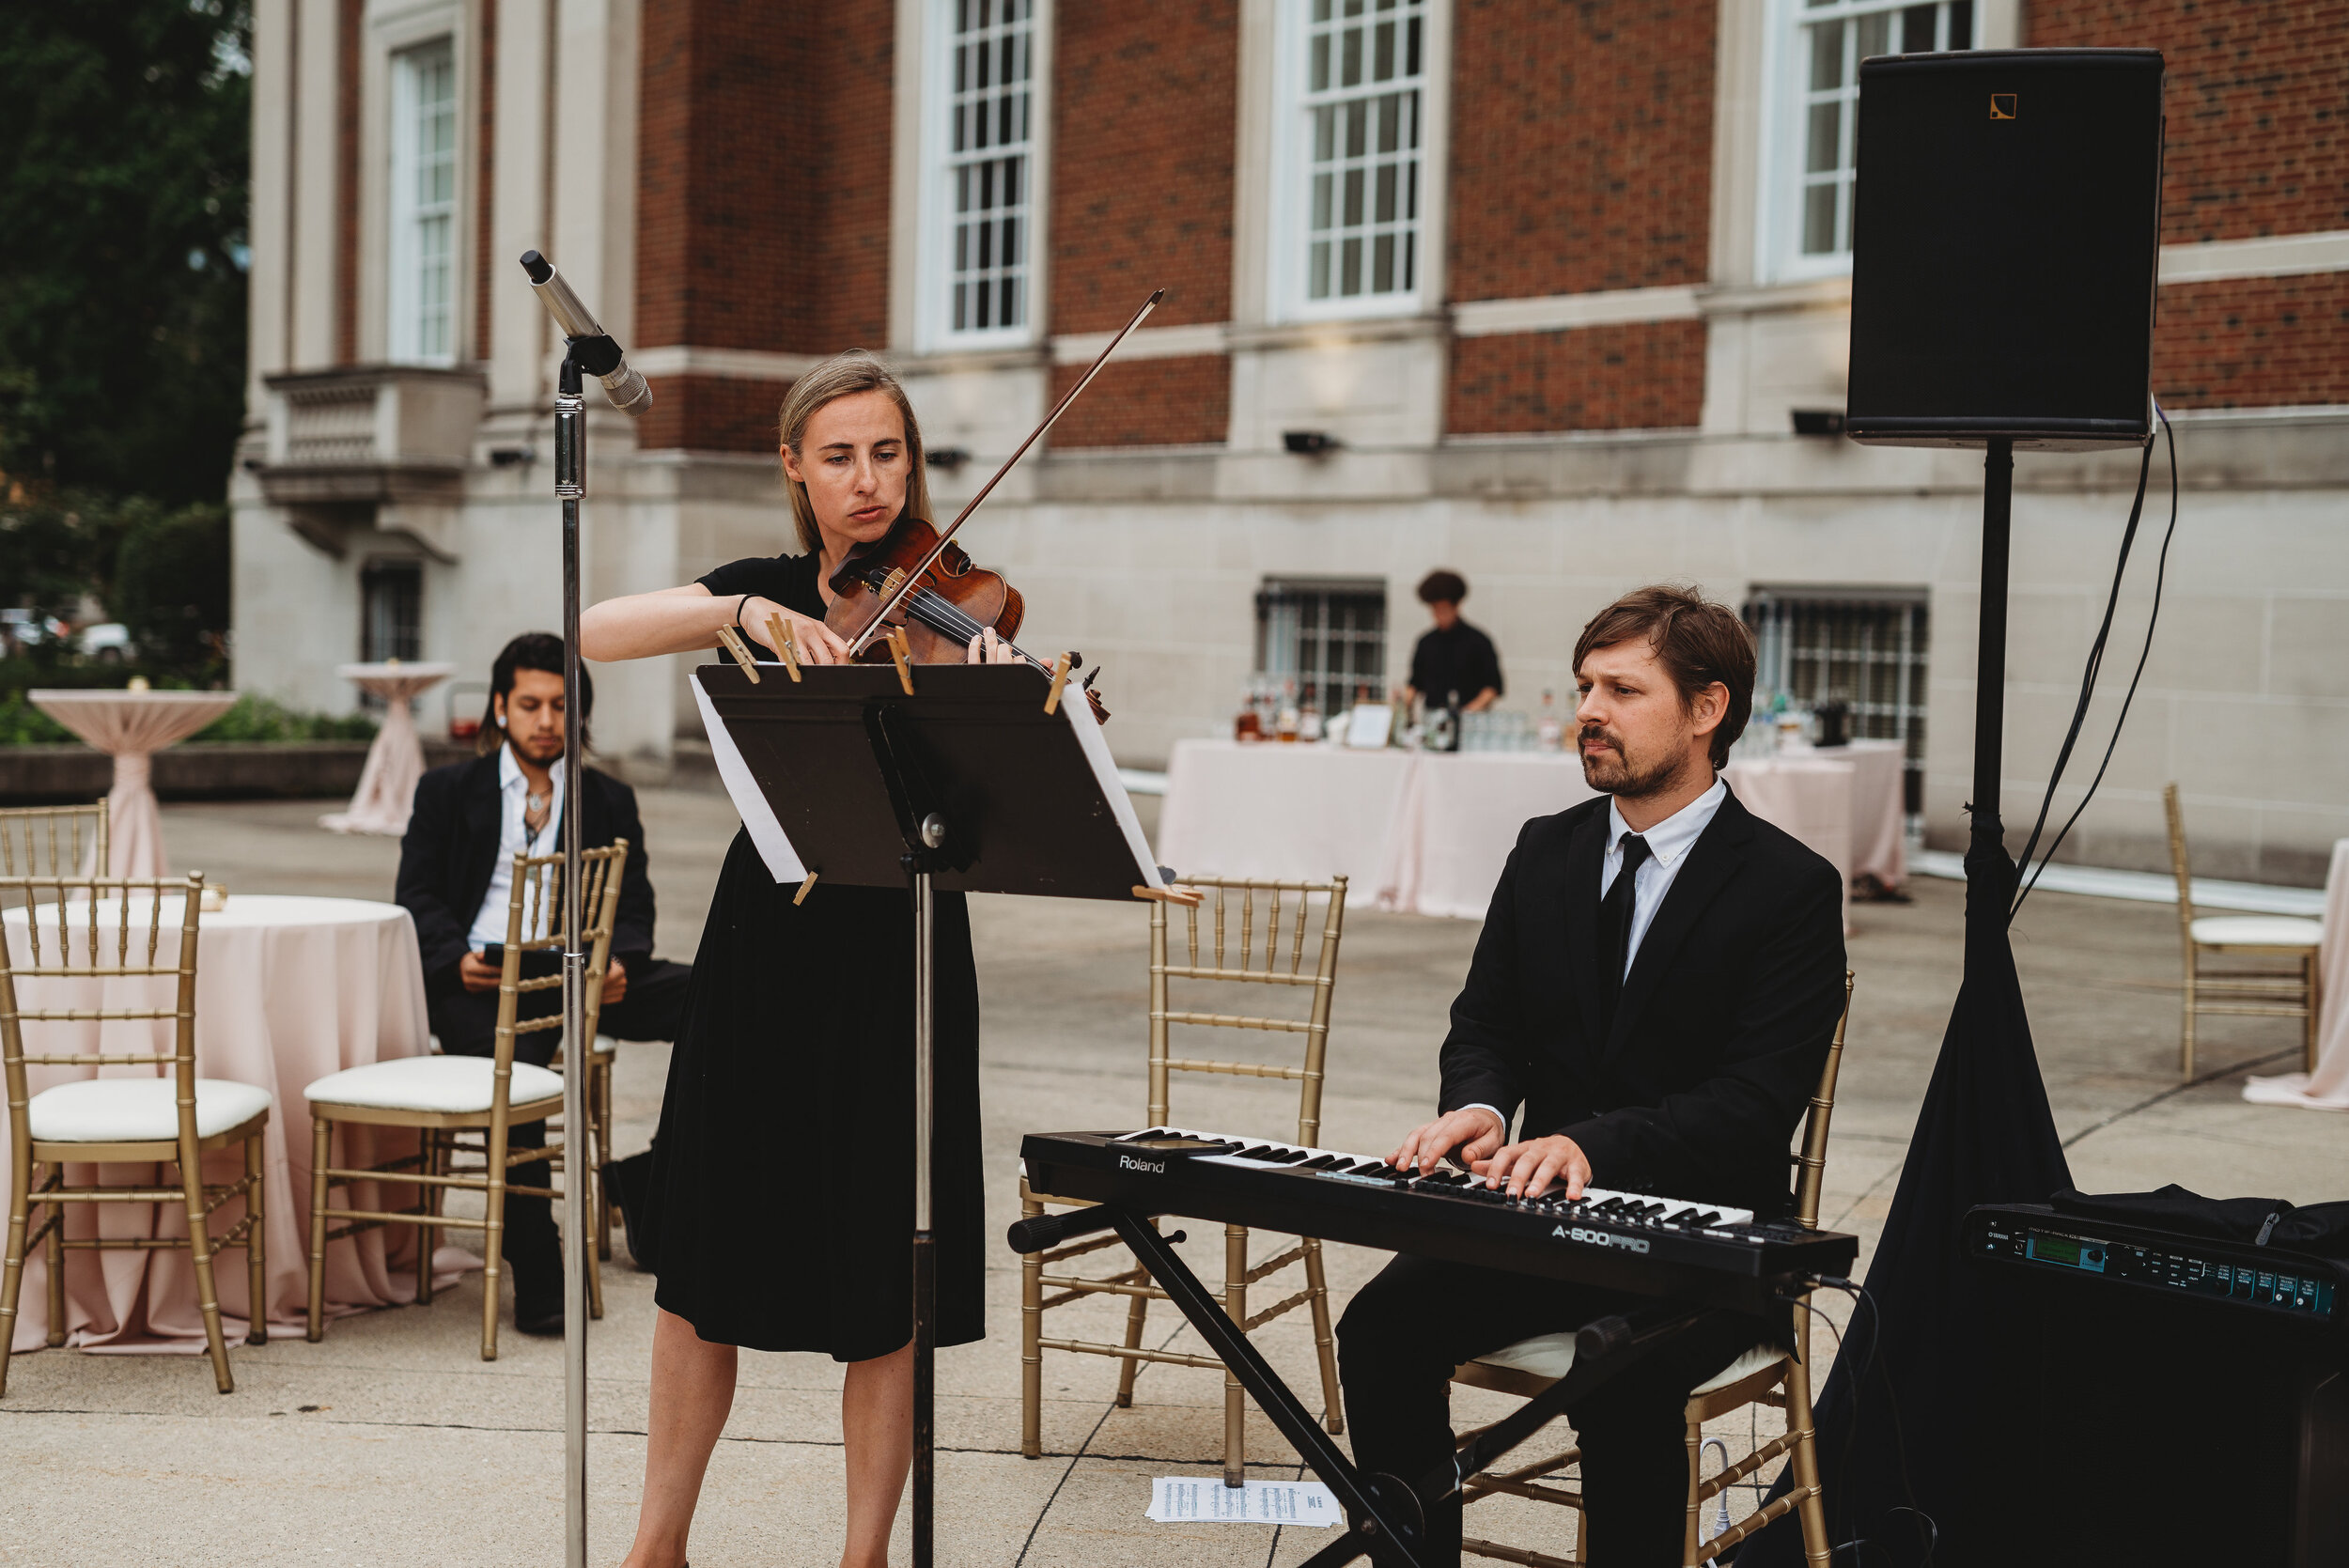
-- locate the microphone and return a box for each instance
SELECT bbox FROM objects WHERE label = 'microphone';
[519,250,652,418]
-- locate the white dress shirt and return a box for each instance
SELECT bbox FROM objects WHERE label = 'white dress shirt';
[1462,776,1730,1137]
[465,744,566,952]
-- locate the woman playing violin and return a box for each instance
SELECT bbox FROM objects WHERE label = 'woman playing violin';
[583,351,1012,1568]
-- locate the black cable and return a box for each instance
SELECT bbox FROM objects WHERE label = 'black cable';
[1801,1277,1938,1567]
[2006,422,2159,915]
[2011,403,2180,918]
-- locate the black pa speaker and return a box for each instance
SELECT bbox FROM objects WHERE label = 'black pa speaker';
[1845,49,2165,449]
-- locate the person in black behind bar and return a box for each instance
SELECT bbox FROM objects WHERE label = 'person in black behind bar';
[1339,585,1847,1567]
[396,631,691,1334]
[1401,568,1504,718]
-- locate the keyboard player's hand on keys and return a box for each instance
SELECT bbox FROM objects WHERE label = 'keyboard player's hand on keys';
[1473,1135,1592,1201]
[1389,1108,1506,1176]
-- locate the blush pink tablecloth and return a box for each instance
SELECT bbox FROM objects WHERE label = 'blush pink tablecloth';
[2242,838,2348,1110]
[1377,753,1598,919]
[2,893,449,1354]
[1158,737,1907,926]
[1157,740,1414,888]
[319,662,454,836]
[29,690,239,877]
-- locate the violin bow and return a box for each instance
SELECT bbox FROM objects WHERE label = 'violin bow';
[844,287,1165,658]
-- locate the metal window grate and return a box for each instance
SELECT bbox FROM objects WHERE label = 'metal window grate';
[362,561,423,667]
[1793,0,1973,257]
[943,0,1034,334]
[1744,587,1929,814]
[1301,0,1426,303]
[1256,581,1387,713]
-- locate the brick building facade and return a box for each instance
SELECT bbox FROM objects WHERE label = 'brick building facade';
[234,0,2349,879]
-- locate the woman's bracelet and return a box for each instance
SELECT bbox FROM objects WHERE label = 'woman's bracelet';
[734,594,750,629]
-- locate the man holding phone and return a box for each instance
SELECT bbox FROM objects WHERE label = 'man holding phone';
[396,632,691,1333]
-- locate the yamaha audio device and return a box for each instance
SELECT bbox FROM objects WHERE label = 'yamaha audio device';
[1968,1203,2349,1567]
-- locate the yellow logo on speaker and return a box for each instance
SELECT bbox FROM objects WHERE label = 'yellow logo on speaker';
[1990,93,2018,119]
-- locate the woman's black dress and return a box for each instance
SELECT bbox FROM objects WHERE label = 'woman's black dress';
[643,551,986,1360]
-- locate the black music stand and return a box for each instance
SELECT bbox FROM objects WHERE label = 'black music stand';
[692,656,1172,1568]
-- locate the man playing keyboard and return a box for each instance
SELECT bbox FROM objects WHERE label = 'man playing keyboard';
[1338,584,1848,1567]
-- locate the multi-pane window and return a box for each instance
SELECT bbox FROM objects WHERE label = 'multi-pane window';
[388,39,457,365]
[1256,581,1387,713]
[359,560,423,710]
[1300,0,1425,307]
[941,0,1035,337]
[1791,0,1973,260]
[1744,587,1930,815]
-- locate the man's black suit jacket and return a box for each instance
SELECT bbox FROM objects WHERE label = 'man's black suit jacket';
[396,751,659,990]
[1439,788,1846,1219]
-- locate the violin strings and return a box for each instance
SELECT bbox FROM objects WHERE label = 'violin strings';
[901,584,1048,671]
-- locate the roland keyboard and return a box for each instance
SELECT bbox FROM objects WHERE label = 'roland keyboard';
[1019,1128,1858,1315]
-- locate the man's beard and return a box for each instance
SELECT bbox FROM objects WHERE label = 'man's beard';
[1577,725,1681,799]
[511,734,566,765]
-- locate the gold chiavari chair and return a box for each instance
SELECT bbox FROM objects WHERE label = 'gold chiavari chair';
[2164,784,2323,1082]
[1451,972,1856,1568]
[1021,875,1348,1486]
[303,843,625,1359]
[0,803,109,879]
[0,872,272,1396]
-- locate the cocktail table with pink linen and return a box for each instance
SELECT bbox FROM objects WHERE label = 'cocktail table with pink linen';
[320,661,456,836]
[29,688,239,877]
[2,893,450,1355]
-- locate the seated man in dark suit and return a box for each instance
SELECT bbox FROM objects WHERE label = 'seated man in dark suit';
[1338,585,1848,1567]
[396,632,691,1333]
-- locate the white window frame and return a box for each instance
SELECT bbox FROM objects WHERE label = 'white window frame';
[386,37,459,366]
[917,0,1050,352]
[1270,0,1439,323]
[1758,0,1975,284]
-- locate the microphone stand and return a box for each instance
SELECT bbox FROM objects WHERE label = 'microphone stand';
[552,345,591,1568]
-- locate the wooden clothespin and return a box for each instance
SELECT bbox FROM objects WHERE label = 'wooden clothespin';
[1132,883,1206,908]
[1044,653,1071,715]
[715,625,761,683]
[766,613,803,681]
[794,870,820,906]
[885,627,916,695]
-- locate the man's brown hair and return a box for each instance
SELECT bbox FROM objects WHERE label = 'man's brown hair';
[1572,584,1755,768]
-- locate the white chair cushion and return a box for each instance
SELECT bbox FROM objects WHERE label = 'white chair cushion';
[28,1078,273,1143]
[594,1033,617,1054]
[2190,915,2322,948]
[304,1056,566,1114]
[1472,1333,1785,1397]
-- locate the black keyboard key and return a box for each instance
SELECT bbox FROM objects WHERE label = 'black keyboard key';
[1664,1208,1700,1225]
[1299,1155,1340,1170]
[1234,1145,1275,1160]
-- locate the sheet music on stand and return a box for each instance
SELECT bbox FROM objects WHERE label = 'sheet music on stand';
[692,659,1166,898]
[690,653,1177,1568]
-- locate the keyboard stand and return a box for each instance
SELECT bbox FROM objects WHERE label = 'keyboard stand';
[1108,1210,1731,1568]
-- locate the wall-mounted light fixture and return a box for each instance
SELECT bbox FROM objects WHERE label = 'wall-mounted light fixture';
[1790,410,1847,437]
[927,446,972,473]
[488,446,537,468]
[1283,430,1338,457]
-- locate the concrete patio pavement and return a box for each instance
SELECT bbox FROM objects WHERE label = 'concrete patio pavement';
[0,791,2340,1566]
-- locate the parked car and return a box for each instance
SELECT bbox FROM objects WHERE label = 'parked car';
[79,623,137,663]
[0,608,69,656]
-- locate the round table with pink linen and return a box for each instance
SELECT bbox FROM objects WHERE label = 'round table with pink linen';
[319,661,455,836]
[2,893,451,1355]
[29,689,239,877]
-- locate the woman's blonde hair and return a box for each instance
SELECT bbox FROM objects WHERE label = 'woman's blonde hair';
[776,350,931,554]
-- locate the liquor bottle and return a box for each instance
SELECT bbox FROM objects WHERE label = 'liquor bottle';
[1276,679,1301,743]
[1235,678,1263,742]
[1536,690,1563,753]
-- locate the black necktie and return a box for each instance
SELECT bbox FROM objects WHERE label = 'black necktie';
[1596,832,1652,1034]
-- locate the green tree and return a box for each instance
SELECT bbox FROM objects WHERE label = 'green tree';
[0,1,252,507]
[114,498,230,674]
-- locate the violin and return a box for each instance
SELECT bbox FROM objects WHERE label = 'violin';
[820,289,1165,725]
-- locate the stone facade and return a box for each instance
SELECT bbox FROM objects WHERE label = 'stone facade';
[233,0,2349,882]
